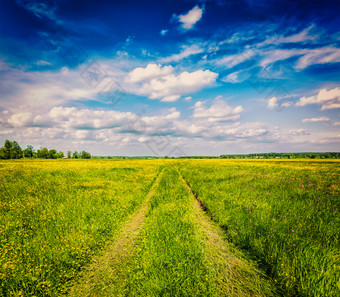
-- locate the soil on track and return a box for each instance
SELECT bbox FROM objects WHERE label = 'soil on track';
[179,172,276,297]
[67,169,164,297]
[67,168,275,297]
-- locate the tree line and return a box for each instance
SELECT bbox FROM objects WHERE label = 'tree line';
[0,140,91,159]
[219,152,340,159]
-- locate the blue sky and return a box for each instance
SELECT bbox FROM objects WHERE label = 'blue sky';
[0,0,339,156]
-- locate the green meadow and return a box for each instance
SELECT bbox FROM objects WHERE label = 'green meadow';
[0,159,339,296]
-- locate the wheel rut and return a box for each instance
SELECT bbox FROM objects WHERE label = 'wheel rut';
[178,170,277,297]
[67,168,164,297]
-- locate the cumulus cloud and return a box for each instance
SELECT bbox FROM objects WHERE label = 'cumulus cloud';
[267,96,292,110]
[8,112,33,127]
[33,107,135,130]
[267,97,278,109]
[3,102,337,155]
[192,97,243,122]
[175,5,204,31]
[174,121,269,140]
[302,116,330,123]
[296,87,340,110]
[8,106,181,138]
[127,63,174,83]
[129,64,217,102]
[161,95,181,102]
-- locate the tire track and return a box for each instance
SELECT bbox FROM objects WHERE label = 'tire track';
[67,168,164,297]
[179,170,277,297]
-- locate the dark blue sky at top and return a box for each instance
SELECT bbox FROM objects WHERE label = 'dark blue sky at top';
[1,0,339,68]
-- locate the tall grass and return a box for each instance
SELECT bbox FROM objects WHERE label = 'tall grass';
[0,159,161,296]
[180,159,340,297]
[127,166,276,296]
[1,159,338,296]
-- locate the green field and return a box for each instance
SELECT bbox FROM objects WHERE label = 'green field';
[0,159,339,296]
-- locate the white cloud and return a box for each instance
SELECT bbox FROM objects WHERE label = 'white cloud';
[302,117,330,123]
[217,49,256,68]
[3,102,339,155]
[160,29,168,36]
[184,96,192,101]
[192,97,243,122]
[175,121,270,139]
[222,71,240,83]
[175,5,204,30]
[8,112,33,127]
[161,95,181,102]
[296,87,340,110]
[260,49,307,68]
[0,65,118,112]
[137,69,218,101]
[282,102,292,108]
[276,25,317,43]
[160,45,203,63]
[267,96,292,110]
[285,129,310,136]
[332,121,340,126]
[260,46,340,69]
[295,46,340,70]
[267,97,278,109]
[258,25,317,46]
[127,63,174,83]
[11,106,181,139]
[221,70,250,84]
[33,107,133,130]
[35,60,52,66]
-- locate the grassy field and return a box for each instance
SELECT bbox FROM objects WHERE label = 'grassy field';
[0,159,339,296]
[180,159,340,297]
[0,159,162,296]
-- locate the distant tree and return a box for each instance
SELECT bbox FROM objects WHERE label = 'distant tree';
[23,145,34,158]
[48,149,57,159]
[0,147,7,159]
[80,150,91,159]
[10,141,23,159]
[37,147,49,159]
[3,140,12,159]
[0,141,92,160]
[72,151,79,159]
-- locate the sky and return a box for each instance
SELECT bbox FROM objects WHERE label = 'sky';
[0,0,339,156]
